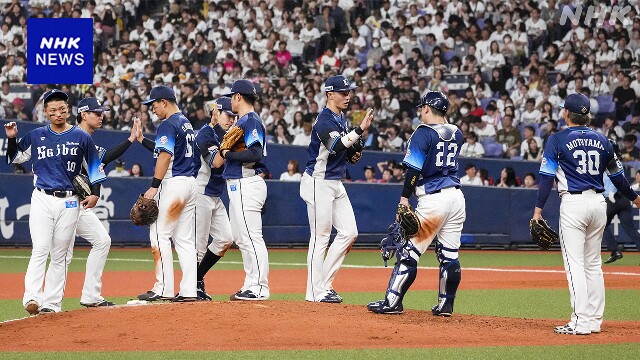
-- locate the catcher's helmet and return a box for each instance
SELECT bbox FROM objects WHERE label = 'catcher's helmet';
[416,91,449,112]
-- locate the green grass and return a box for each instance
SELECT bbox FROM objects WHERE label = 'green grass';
[2,344,640,359]
[1,248,638,273]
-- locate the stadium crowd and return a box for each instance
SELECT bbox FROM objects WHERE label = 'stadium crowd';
[2,0,640,167]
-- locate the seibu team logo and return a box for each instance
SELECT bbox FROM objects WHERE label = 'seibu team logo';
[27,18,93,84]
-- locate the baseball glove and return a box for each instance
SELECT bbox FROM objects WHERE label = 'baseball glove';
[72,174,91,201]
[220,125,246,152]
[530,218,558,250]
[397,203,420,237]
[346,129,364,164]
[130,195,159,226]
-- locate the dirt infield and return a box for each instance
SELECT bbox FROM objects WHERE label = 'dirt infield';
[1,267,639,299]
[1,301,639,351]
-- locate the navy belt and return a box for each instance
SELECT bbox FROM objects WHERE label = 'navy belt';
[568,189,604,195]
[428,186,460,195]
[36,187,75,198]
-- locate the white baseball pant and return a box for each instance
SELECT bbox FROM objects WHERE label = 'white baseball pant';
[24,189,80,312]
[300,173,358,302]
[558,191,607,333]
[195,193,234,261]
[412,187,466,256]
[149,176,197,298]
[227,175,269,298]
[65,208,111,305]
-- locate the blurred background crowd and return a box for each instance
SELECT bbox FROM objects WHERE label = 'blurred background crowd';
[2,0,640,184]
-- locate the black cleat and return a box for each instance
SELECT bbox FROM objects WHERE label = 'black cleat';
[137,291,172,301]
[604,251,623,264]
[171,295,198,302]
[367,300,403,314]
[81,299,116,307]
[197,280,212,301]
[431,302,453,317]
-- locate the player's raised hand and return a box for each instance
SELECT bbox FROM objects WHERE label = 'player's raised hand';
[133,116,144,142]
[128,118,139,142]
[81,195,99,209]
[359,108,374,132]
[4,121,17,138]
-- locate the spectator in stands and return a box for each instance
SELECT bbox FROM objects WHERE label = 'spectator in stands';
[621,134,640,162]
[381,168,393,183]
[379,124,403,152]
[613,75,637,121]
[482,104,502,130]
[470,117,496,142]
[8,97,28,122]
[279,160,302,182]
[519,98,542,125]
[389,163,404,183]
[358,166,380,183]
[495,167,518,188]
[108,159,130,177]
[589,72,610,97]
[460,163,483,186]
[622,113,640,135]
[130,163,144,177]
[273,123,293,145]
[495,115,522,158]
[522,173,538,189]
[522,138,543,162]
[520,125,542,158]
[478,168,490,186]
[599,116,625,141]
[460,131,485,158]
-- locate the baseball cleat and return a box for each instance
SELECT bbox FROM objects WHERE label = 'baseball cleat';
[554,324,591,335]
[231,290,268,301]
[319,291,342,303]
[171,295,198,302]
[24,300,40,315]
[328,290,343,302]
[197,280,212,301]
[81,299,115,307]
[431,303,453,317]
[604,251,623,264]
[137,291,173,301]
[367,300,403,314]
[39,308,56,314]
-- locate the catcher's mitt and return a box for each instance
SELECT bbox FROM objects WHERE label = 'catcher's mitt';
[380,222,405,267]
[130,195,159,226]
[346,129,364,164]
[530,218,558,250]
[72,174,91,201]
[397,203,420,237]
[220,125,246,152]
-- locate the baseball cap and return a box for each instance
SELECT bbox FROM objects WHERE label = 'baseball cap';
[222,79,258,97]
[142,85,177,105]
[77,97,110,113]
[43,89,69,104]
[115,159,125,167]
[324,75,357,92]
[559,93,590,115]
[214,97,236,116]
[363,165,375,172]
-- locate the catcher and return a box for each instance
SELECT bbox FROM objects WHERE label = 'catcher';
[368,91,466,316]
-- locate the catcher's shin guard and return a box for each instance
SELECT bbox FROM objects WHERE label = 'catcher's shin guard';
[383,240,421,309]
[433,241,461,315]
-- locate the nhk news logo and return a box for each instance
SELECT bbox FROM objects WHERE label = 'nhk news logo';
[27,18,93,84]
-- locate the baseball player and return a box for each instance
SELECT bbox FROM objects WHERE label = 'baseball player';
[137,85,198,302]
[600,141,640,264]
[299,75,374,303]
[4,89,107,314]
[193,97,237,300]
[533,93,640,335]
[63,97,144,307]
[210,79,269,300]
[368,91,466,316]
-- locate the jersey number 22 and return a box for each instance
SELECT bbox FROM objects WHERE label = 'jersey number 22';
[435,142,458,167]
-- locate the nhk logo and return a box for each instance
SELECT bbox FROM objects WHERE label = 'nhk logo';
[27,18,93,84]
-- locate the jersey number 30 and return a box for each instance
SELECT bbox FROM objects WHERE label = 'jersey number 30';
[573,150,600,175]
[435,142,458,167]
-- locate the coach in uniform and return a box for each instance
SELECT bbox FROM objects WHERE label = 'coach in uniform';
[368,91,466,316]
[533,93,640,334]
[137,85,198,302]
[5,89,107,314]
[299,75,373,303]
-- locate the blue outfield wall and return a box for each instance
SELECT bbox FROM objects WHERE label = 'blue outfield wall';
[1,173,638,247]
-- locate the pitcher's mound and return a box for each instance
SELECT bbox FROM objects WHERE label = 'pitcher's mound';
[1,301,638,351]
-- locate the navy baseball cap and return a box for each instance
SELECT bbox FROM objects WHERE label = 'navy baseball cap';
[214,97,236,116]
[559,93,590,115]
[416,91,449,112]
[142,85,177,105]
[43,89,69,104]
[222,79,258,97]
[324,75,357,92]
[77,97,110,113]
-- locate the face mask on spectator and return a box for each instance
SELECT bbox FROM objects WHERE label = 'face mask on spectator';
[460,108,469,115]
[372,41,380,48]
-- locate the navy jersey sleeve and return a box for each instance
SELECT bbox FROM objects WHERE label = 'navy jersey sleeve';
[84,134,107,185]
[314,115,342,153]
[155,121,177,155]
[240,116,265,148]
[196,128,220,168]
[604,140,625,176]
[539,134,559,176]
[402,128,430,171]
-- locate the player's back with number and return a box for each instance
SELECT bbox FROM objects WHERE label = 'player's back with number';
[403,124,463,192]
[155,112,195,178]
[541,128,614,193]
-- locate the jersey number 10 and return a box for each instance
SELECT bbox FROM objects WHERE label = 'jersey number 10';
[573,150,600,175]
[435,142,458,167]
